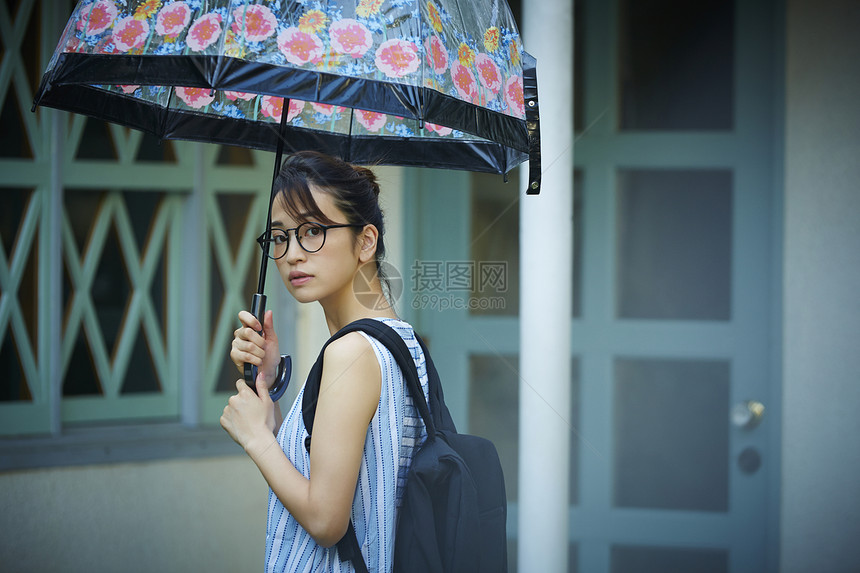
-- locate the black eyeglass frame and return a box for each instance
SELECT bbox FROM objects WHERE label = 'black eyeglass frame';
[256,222,365,258]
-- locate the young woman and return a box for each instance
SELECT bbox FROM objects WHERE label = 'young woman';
[221,151,429,572]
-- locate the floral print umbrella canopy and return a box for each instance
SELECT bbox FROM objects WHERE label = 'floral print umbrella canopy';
[34,0,541,192]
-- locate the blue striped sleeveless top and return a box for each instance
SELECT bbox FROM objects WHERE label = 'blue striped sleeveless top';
[264,318,430,573]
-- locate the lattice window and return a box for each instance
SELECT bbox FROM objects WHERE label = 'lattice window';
[1,0,54,434]
[0,187,39,402]
[200,185,269,419]
[1,1,275,436]
[60,188,182,423]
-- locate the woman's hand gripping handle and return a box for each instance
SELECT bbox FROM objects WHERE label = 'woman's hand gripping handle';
[231,299,280,393]
[243,294,267,389]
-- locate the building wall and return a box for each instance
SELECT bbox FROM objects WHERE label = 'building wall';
[0,457,267,573]
[0,166,406,573]
[5,2,860,571]
[781,1,860,571]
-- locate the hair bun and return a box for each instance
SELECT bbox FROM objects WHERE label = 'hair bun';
[354,165,381,198]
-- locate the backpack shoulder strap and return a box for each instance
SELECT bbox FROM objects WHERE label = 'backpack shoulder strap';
[301,318,437,451]
[346,319,437,435]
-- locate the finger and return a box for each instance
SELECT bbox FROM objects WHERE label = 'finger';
[233,324,255,341]
[230,340,269,382]
[230,338,261,362]
[262,310,276,338]
[231,348,262,370]
[256,374,273,406]
[237,310,263,332]
[233,337,266,360]
[244,325,268,347]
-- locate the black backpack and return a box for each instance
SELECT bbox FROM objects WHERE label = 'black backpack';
[301,318,508,573]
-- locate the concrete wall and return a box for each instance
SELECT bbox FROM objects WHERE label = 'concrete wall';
[0,456,267,573]
[781,1,860,571]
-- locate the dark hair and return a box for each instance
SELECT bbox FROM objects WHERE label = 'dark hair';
[273,151,387,282]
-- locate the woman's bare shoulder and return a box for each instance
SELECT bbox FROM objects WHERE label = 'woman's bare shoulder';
[321,331,380,386]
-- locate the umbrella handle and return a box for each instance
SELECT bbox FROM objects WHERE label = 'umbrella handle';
[243,293,267,390]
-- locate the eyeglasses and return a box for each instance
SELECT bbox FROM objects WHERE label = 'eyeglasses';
[256,222,364,258]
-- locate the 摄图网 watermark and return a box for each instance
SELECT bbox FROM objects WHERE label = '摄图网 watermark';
[353,259,510,311]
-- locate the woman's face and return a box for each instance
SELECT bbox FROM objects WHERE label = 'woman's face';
[270,185,364,306]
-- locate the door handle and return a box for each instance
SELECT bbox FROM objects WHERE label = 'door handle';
[731,400,765,429]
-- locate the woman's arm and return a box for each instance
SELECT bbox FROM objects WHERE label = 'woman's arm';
[223,332,380,547]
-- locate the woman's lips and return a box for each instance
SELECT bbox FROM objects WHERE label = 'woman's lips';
[289,271,312,286]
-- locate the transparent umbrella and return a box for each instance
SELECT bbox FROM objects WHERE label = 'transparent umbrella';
[33,0,542,385]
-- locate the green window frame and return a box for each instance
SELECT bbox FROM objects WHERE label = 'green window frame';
[0,1,289,468]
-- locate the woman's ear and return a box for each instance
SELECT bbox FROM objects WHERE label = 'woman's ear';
[357,224,379,263]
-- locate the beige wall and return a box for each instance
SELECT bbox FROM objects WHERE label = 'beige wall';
[782,1,860,571]
[0,456,267,573]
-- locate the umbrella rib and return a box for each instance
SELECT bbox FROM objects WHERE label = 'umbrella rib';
[346,108,355,164]
[159,88,174,141]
